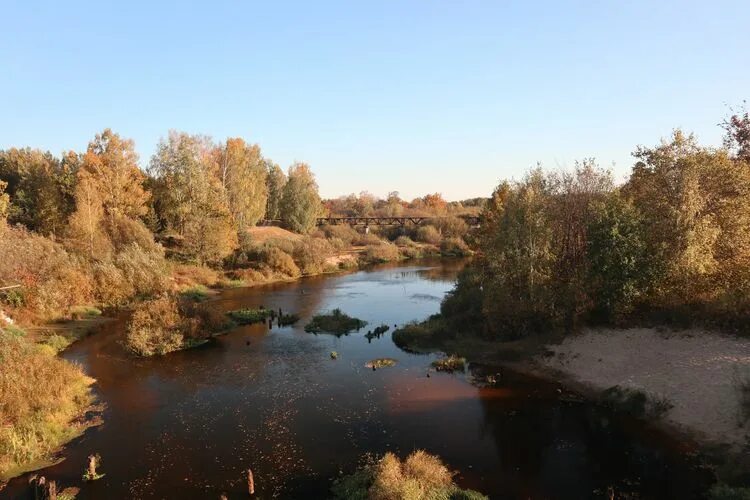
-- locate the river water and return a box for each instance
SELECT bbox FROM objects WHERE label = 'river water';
[3,259,711,499]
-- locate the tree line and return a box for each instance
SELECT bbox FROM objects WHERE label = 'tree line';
[0,129,325,265]
[442,106,750,337]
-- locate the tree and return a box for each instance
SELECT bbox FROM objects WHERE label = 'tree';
[279,162,324,234]
[587,192,652,321]
[264,160,286,220]
[722,102,750,163]
[0,148,77,235]
[79,129,149,222]
[150,132,237,263]
[0,180,9,221]
[67,175,110,259]
[624,130,750,302]
[215,138,268,233]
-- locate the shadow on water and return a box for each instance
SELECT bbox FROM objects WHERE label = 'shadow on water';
[2,258,712,499]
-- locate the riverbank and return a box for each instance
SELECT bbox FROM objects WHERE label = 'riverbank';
[393,322,750,474]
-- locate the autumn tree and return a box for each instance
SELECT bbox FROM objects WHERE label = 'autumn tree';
[0,148,77,235]
[264,160,286,220]
[79,129,149,222]
[215,138,268,234]
[0,180,9,221]
[150,132,237,264]
[279,162,324,234]
[722,102,750,163]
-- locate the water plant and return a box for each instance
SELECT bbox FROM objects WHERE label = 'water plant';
[227,308,274,325]
[304,308,367,335]
[330,351,338,359]
[278,312,300,326]
[431,355,466,373]
[365,358,397,369]
[179,284,211,302]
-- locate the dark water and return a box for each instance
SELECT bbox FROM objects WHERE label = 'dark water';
[3,259,711,499]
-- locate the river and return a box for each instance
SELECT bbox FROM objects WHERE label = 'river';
[2,259,711,499]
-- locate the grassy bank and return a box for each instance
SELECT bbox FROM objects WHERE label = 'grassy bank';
[0,327,96,482]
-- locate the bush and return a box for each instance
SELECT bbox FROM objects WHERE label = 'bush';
[0,223,93,321]
[293,237,334,275]
[415,225,442,244]
[321,224,361,245]
[356,232,385,246]
[433,216,469,239]
[262,247,301,277]
[305,308,367,335]
[125,295,185,357]
[394,235,417,247]
[0,329,95,478]
[440,237,470,257]
[112,244,168,298]
[362,243,401,264]
[92,261,133,307]
[332,450,487,500]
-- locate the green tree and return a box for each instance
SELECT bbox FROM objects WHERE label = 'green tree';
[264,160,286,220]
[279,162,324,234]
[587,192,653,321]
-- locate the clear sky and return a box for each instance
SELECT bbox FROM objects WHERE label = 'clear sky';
[2,1,748,200]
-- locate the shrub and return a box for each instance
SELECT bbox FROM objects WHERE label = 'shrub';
[293,237,334,275]
[321,224,361,245]
[356,232,385,246]
[0,223,93,321]
[394,235,417,247]
[0,329,95,479]
[112,244,168,297]
[392,318,447,353]
[305,308,367,335]
[125,295,185,356]
[433,216,469,239]
[263,247,301,277]
[415,225,441,245]
[440,237,470,257]
[70,305,102,320]
[92,261,133,307]
[362,243,401,264]
[332,450,487,500]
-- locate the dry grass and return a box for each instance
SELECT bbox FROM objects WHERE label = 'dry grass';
[0,328,95,480]
[332,450,487,500]
[245,226,301,243]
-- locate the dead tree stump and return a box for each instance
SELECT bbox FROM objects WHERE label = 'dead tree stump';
[247,468,255,495]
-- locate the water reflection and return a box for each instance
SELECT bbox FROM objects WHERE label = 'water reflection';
[3,259,710,499]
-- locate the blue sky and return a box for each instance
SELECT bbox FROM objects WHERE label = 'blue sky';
[2,1,748,200]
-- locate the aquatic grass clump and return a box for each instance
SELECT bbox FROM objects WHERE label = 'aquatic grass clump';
[431,355,466,373]
[180,284,211,302]
[43,334,73,354]
[365,358,397,369]
[391,317,447,353]
[278,312,300,326]
[331,450,488,500]
[70,305,102,320]
[365,324,390,341]
[227,308,274,325]
[304,308,367,335]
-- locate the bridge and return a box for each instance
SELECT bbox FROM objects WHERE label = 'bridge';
[259,215,480,227]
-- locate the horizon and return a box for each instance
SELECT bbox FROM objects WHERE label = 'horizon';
[2,0,748,200]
